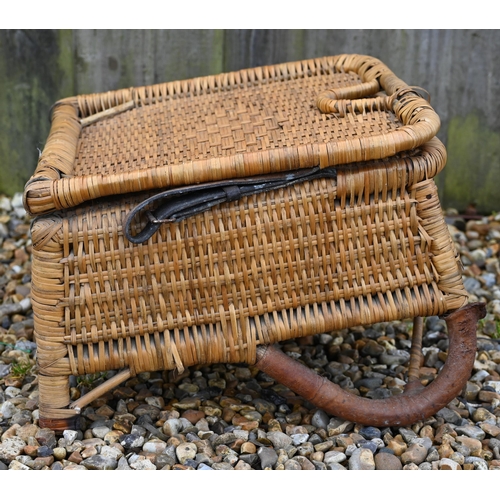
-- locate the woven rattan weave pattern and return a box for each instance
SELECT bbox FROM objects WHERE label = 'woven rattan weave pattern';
[73,73,399,176]
[25,54,476,429]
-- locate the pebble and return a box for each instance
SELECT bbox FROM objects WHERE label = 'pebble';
[455,425,486,440]
[349,448,375,470]
[401,442,428,465]
[257,446,278,469]
[266,431,292,449]
[81,455,118,470]
[1,195,500,470]
[311,409,330,430]
[324,450,347,465]
[374,451,403,470]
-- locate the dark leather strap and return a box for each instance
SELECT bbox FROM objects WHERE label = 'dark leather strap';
[124,167,337,244]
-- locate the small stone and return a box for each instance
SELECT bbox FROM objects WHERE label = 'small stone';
[291,433,309,446]
[401,443,428,465]
[411,437,433,450]
[455,425,486,440]
[436,407,463,425]
[313,460,327,470]
[438,442,455,459]
[426,448,440,462]
[81,455,117,470]
[91,426,111,439]
[314,440,334,453]
[258,446,278,469]
[162,418,183,437]
[68,451,83,464]
[62,430,78,445]
[63,463,87,470]
[175,442,197,464]
[130,458,156,470]
[8,460,30,470]
[485,381,500,393]
[327,418,354,436]
[117,456,132,470]
[472,407,496,422]
[399,428,418,443]
[359,426,381,440]
[480,423,500,437]
[435,423,458,443]
[417,462,431,470]
[327,462,347,470]
[240,442,256,454]
[464,381,481,401]
[182,409,205,424]
[120,434,144,449]
[15,423,38,442]
[387,436,407,456]
[311,409,330,430]
[449,452,465,465]
[374,451,402,470]
[253,399,277,414]
[284,458,301,470]
[439,457,460,470]
[296,442,314,457]
[266,431,292,449]
[456,436,482,456]
[478,391,500,403]
[143,438,167,455]
[357,440,377,454]
[37,445,53,457]
[464,456,488,470]
[81,446,97,459]
[34,428,57,448]
[349,448,375,470]
[379,349,410,365]
[0,437,26,462]
[234,460,252,470]
[402,463,420,470]
[1,401,16,419]
[33,456,54,469]
[345,443,357,457]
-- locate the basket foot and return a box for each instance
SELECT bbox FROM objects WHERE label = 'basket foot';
[38,370,131,431]
[38,415,80,432]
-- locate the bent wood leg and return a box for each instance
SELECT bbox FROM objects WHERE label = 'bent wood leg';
[254,303,486,427]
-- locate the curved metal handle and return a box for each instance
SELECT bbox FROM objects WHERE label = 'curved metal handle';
[254,302,486,427]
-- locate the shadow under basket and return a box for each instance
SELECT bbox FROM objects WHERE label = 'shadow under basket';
[24,54,485,431]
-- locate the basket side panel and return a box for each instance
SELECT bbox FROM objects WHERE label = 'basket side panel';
[51,151,465,377]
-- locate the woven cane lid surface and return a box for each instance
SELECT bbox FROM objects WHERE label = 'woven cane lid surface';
[24,54,441,215]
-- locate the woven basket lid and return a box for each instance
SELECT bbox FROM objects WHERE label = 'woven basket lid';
[24,54,441,216]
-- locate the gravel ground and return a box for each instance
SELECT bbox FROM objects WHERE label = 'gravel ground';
[1,193,500,471]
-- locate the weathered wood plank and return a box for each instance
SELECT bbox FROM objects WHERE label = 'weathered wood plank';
[73,29,224,94]
[1,29,499,213]
[0,29,74,196]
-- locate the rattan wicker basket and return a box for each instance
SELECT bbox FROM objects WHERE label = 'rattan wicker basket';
[24,54,483,430]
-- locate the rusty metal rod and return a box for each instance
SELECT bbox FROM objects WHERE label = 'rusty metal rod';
[254,302,486,427]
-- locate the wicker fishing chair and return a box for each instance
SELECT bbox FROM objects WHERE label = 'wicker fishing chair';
[24,54,485,431]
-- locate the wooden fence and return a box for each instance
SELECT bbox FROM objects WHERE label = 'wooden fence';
[1,29,499,213]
